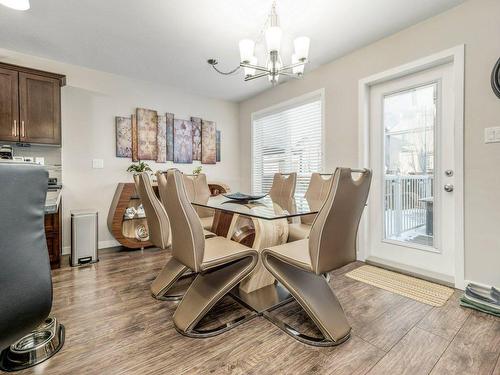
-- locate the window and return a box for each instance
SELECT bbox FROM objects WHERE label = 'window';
[252,92,323,196]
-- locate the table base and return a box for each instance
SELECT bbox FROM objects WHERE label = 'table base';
[230,282,293,313]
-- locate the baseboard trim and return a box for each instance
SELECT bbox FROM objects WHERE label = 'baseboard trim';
[365,256,456,288]
[464,280,496,289]
[61,239,121,255]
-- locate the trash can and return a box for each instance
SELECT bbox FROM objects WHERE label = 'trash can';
[71,209,98,266]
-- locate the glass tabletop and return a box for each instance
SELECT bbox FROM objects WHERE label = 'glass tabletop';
[191,195,323,220]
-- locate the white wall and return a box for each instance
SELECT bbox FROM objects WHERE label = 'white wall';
[0,48,240,252]
[239,0,500,287]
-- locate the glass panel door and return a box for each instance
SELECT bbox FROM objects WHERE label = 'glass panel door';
[383,83,436,248]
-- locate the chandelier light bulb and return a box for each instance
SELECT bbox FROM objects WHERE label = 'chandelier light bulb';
[293,36,310,60]
[244,56,258,77]
[239,39,255,63]
[292,54,304,75]
[265,26,282,53]
[0,0,30,10]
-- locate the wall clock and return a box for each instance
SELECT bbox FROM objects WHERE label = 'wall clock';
[492,57,500,99]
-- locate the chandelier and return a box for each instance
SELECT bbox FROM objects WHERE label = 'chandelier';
[207,1,310,85]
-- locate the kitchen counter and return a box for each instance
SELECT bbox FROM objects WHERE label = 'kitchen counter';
[45,189,62,215]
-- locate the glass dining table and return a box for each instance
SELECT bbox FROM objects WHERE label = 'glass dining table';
[192,194,323,312]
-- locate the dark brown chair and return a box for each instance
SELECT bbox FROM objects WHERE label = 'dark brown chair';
[262,168,372,346]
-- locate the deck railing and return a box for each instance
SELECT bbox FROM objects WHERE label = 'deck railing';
[384,174,433,238]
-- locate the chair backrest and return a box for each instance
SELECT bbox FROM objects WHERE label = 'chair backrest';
[308,168,372,274]
[159,169,205,272]
[301,173,334,225]
[156,171,168,206]
[269,173,297,200]
[0,163,52,349]
[136,172,170,249]
[183,173,213,218]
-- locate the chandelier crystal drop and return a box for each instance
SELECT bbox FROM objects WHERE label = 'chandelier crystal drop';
[207,0,310,85]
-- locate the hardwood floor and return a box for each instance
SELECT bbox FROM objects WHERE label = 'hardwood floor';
[4,247,499,375]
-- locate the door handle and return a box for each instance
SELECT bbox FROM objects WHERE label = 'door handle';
[444,184,454,192]
[21,120,25,138]
[13,120,17,137]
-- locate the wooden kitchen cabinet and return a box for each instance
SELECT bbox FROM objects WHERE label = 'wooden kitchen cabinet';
[19,72,61,144]
[0,62,65,145]
[0,67,19,142]
[45,201,62,269]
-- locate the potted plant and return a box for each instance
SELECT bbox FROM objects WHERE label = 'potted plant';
[126,161,152,174]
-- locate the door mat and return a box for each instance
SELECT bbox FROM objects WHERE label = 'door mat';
[346,265,454,307]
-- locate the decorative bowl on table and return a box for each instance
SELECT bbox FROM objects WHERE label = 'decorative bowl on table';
[222,192,267,201]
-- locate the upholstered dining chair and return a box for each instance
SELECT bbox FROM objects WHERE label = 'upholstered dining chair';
[136,173,171,250]
[261,168,372,346]
[268,172,297,200]
[150,172,215,300]
[158,169,258,337]
[287,173,334,242]
[183,173,214,231]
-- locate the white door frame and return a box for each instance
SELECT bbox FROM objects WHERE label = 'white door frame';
[357,45,465,289]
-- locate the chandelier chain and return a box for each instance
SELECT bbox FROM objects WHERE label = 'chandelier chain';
[209,63,241,75]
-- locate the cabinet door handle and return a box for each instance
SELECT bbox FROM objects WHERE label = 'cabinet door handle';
[13,120,17,137]
[21,120,25,138]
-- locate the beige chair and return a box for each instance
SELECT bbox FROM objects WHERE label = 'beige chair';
[156,172,215,240]
[262,168,372,346]
[183,173,214,231]
[268,172,297,200]
[157,169,258,337]
[136,173,171,249]
[287,173,334,242]
[150,171,216,300]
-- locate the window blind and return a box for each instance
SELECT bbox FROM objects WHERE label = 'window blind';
[252,94,323,197]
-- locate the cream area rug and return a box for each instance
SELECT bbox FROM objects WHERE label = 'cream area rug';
[345,265,454,307]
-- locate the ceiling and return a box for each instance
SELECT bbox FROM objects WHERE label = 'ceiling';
[0,0,465,101]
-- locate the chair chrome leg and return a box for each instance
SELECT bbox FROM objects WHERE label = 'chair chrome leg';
[175,311,258,338]
[262,311,350,347]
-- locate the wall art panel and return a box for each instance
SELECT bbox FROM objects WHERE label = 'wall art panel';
[173,119,193,164]
[136,108,158,161]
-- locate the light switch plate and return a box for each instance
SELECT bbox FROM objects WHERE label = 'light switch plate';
[484,127,500,143]
[92,159,104,169]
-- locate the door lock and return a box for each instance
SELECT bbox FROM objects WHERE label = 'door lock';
[445,170,453,177]
[444,184,454,192]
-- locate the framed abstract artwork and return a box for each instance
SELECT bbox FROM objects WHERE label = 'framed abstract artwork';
[201,120,217,164]
[191,116,202,161]
[156,114,167,163]
[166,113,174,161]
[131,114,139,162]
[216,130,221,162]
[173,119,193,164]
[136,108,158,161]
[115,116,132,158]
